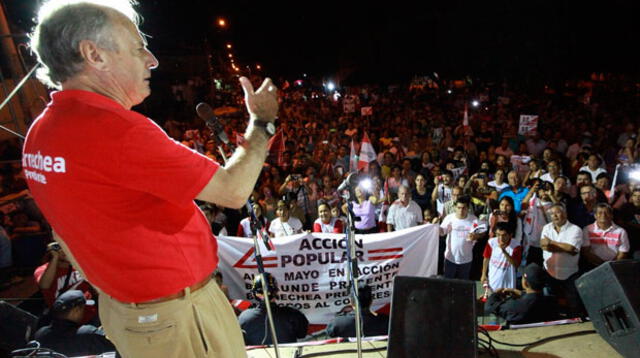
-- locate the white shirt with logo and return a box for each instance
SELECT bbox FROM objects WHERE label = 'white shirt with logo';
[486,237,522,290]
[442,213,479,264]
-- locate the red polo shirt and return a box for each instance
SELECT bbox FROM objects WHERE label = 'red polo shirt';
[23,90,219,302]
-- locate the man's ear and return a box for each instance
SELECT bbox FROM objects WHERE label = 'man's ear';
[78,39,109,71]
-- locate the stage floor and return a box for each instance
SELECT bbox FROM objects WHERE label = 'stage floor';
[247,322,622,358]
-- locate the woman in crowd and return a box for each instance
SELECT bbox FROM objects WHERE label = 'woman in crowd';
[268,200,303,238]
[346,186,379,234]
[412,174,432,212]
[489,196,522,244]
[524,159,545,183]
[618,137,638,164]
[237,203,270,238]
[313,202,344,233]
[488,169,509,193]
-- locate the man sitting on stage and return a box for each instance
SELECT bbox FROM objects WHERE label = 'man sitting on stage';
[326,283,389,338]
[34,290,116,356]
[485,263,558,325]
[238,273,309,345]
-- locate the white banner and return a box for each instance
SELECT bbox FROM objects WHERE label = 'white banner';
[217,224,440,324]
[518,115,539,136]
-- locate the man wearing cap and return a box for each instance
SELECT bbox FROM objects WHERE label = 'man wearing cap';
[485,263,557,324]
[34,290,116,356]
[327,283,389,338]
[238,273,308,345]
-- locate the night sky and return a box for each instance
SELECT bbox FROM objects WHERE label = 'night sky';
[4,0,640,83]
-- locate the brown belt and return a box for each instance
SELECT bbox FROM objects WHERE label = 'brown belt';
[134,276,212,305]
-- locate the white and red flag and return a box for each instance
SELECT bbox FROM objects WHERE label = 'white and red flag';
[358,132,377,172]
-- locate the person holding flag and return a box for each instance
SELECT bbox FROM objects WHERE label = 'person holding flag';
[358,132,377,172]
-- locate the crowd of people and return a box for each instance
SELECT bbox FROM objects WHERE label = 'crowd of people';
[2,52,640,356]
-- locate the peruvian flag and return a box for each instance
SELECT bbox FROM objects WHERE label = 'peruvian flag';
[267,129,285,166]
[349,139,359,173]
[358,132,377,172]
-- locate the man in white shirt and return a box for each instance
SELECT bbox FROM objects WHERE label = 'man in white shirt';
[581,203,629,268]
[540,204,584,316]
[440,196,484,279]
[387,185,423,231]
[579,155,607,183]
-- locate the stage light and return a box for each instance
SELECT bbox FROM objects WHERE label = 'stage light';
[629,170,640,182]
[447,89,452,94]
[327,82,335,91]
[217,18,227,27]
[472,100,479,107]
[226,43,232,49]
[359,178,373,191]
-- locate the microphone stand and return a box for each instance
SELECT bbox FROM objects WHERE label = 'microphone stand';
[207,123,281,358]
[341,185,364,358]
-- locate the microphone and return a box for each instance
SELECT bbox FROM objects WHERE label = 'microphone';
[196,102,229,144]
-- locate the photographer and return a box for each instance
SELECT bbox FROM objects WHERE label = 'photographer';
[279,174,312,228]
[34,290,116,357]
[34,242,98,324]
[485,263,558,325]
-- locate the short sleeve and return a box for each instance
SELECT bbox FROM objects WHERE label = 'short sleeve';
[619,229,630,253]
[117,119,219,207]
[483,242,492,258]
[582,227,591,247]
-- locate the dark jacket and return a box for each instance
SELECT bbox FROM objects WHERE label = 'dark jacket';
[485,292,558,325]
[326,310,390,338]
[238,302,309,345]
[34,319,116,357]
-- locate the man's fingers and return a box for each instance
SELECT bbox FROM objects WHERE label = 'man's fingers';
[239,76,255,97]
[256,77,277,96]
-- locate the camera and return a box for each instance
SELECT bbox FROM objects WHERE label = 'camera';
[291,174,301,181]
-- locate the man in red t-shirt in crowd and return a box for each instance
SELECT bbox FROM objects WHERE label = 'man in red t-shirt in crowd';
[25,1,278,357]
[34,242,98,324]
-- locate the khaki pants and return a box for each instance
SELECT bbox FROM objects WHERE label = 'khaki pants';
[99,279,246,358]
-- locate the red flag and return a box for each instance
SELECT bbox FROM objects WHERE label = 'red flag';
[267,129,285,166]
[358,132,377,172]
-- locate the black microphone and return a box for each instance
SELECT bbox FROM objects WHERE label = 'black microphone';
[196,102,229,144]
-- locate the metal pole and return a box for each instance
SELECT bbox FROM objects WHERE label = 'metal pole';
[216,142,281,358]
[343,188,363,358]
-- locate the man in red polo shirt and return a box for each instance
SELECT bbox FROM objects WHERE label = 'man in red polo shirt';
[24,1,278,357]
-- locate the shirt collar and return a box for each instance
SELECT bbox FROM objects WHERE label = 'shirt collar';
[50,90,126,112]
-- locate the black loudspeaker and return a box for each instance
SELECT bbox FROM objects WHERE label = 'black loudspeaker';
[0,300,38,351]
[575,260,640,358]
[387,276,477,358]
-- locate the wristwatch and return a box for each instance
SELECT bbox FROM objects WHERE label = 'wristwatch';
[253,119,276,137]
